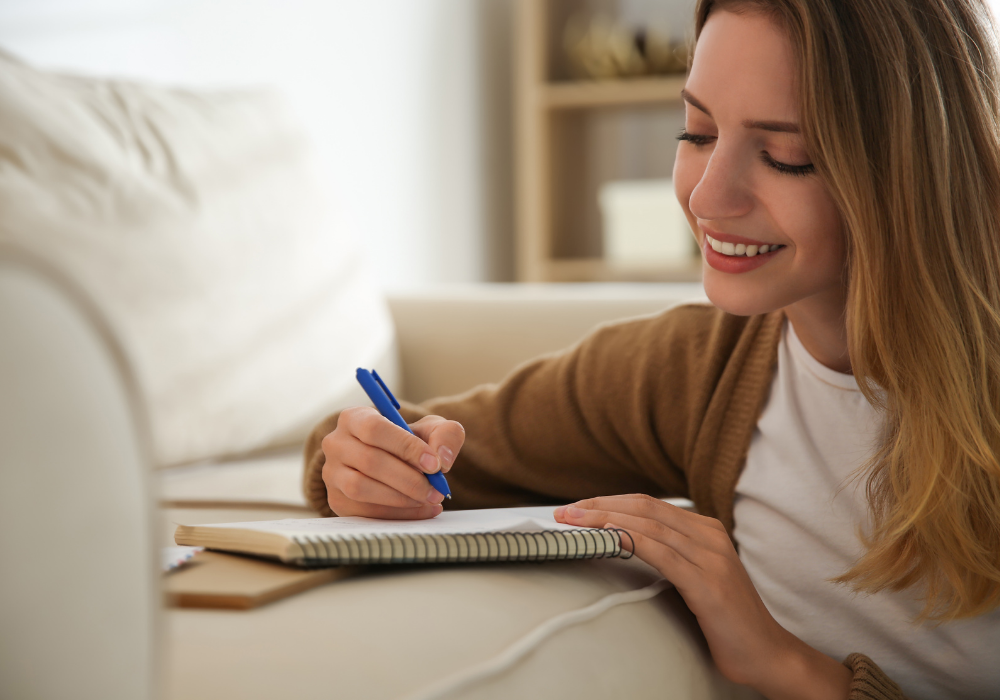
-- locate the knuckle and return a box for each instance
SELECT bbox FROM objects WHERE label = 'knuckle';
[652,520,672,540]
[707,516,726,532]
[403,439,430,466]
[635,493,658,515]
[356,417,385,446]
[340,406,364,426]
[320,430,338,455]
[337,470,364,501]
[710,530,732,548]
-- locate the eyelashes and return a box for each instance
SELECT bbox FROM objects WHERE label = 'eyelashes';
[676,129,816,177]
[676,130,715,147]
[760,153,816,177]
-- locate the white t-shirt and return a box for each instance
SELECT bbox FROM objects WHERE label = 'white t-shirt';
[733,321,1000,699]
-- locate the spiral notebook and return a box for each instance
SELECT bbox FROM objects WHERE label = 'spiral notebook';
[174,506,632,567]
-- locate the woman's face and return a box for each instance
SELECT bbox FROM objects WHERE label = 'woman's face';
[674,9,846,317]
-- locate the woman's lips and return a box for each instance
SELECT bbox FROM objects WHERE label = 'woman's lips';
[701,234,785,274]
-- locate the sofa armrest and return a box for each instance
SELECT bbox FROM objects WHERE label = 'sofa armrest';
[0,250,158,699]
[387,282,706,403]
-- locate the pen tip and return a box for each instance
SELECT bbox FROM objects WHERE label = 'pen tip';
[445,494,452,500]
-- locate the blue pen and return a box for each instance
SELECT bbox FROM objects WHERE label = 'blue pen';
[355,368,452,499]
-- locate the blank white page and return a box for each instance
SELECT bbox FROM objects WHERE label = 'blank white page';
[199,506,586,538]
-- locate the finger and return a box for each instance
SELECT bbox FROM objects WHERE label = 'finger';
[558,506,702,565]
[605,522,700,590]
[411,416,465,473]
[562,494,712,539]
[342,407,440,474]
[332,465,440,509]
[328,492,443,520]
[340,437,445,505]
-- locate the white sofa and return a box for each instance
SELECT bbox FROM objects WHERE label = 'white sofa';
[0,53,760,700]
[2,254,764,700]
[159,283,772,700]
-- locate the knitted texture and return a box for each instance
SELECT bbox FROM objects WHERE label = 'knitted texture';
[305,304,782,521]
[844,654,908,699]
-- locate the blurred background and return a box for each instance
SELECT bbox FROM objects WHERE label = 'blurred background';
[4,3,999,698]
[0,0,705,290]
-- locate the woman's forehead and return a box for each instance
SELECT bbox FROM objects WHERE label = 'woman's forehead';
[687,9,800,125]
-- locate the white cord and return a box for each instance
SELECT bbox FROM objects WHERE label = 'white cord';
[400,578,670,700]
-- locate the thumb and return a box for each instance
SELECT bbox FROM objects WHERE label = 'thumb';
[410,415,465,473]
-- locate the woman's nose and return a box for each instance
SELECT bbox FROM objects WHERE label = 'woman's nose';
[687,146,754,222]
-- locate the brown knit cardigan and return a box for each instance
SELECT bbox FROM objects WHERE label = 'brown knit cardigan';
[303,304,907,700]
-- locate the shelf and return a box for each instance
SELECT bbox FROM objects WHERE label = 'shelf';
[540,75,687,110]
[545,257,702,283]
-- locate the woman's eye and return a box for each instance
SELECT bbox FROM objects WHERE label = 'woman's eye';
[676,129,714,146]
[761,152,815,177]
[677,129,816,177]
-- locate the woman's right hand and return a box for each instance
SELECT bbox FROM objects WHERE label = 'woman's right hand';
[320,407,465,519]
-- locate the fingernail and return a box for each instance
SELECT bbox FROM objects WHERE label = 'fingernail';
[438,445,454,471]
[566,506,586,519]
[419,453,437,472]
[427,489,444,504]
[553,506,566,519]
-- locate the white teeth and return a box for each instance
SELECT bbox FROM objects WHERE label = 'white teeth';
[705,234,780,258]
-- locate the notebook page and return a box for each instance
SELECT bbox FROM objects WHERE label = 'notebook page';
[201,506,585,538]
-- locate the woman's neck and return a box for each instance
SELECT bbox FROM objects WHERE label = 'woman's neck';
[783,290,851,373]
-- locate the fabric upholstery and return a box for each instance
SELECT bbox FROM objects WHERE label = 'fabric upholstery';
[0,51,397,467]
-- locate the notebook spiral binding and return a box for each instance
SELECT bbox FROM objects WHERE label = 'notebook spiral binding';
[290,528,634,567]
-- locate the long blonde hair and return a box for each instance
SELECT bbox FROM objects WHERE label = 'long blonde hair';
[695,0,1000,620]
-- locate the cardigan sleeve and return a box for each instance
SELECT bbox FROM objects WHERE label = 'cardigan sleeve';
[303,304,745,515]
[844,654,909,699]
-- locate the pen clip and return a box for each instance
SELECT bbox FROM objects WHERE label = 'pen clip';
[371,369,401,409]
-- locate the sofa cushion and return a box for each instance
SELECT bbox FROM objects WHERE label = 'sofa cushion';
[0,51,398,467]
[160,505,755,700]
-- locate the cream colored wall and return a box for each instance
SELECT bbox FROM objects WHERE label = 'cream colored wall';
[0,0,516,287]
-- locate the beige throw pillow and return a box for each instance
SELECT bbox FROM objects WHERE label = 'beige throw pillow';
[0,52,399,467]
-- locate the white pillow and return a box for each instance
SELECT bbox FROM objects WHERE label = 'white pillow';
[0,52,399,467]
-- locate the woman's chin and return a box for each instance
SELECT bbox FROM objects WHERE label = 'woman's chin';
[703,275,786,318]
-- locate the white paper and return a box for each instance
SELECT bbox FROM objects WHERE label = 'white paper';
[199,506,585,538]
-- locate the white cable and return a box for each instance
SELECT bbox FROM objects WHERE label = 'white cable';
[400,578,671,700]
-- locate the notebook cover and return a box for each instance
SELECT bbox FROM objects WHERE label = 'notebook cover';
[164,550,359,610]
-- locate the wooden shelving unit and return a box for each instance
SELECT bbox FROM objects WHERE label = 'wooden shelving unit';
[514,0,697,283]
[541,75,688,110]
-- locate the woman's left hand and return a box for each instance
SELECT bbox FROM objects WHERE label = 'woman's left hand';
[554,494,852,700]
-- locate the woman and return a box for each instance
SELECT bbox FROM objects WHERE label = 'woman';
[304,1,1000,697]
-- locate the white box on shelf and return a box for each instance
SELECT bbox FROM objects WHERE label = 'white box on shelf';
[599,178,695,265]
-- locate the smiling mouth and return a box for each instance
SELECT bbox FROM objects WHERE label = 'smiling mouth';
[705,234,785,258]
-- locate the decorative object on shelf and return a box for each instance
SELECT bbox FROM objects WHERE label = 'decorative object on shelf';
[564,14,691,80]
[599,179,696,266]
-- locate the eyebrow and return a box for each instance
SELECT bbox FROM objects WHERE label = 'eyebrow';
[681,88,801,134]
[743,119,800,134]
